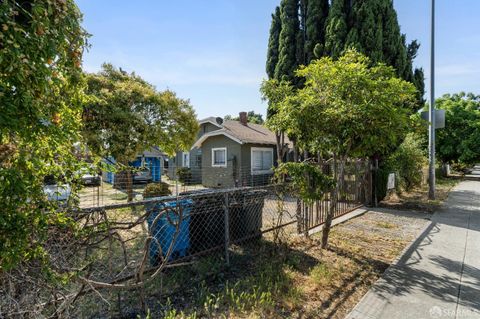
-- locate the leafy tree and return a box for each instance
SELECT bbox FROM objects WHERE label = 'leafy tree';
[305,0,329,62]
[0,0,88,269]
[266,7,282,79]
[261,79,296,162]
[83,64,198,201]
[275,162,334,203]
[274,0,300,82]
[270,50,416,247]
[224,111,265,124]
[435,93,480,165]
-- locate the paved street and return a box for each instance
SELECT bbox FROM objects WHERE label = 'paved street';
[347,180,480,319]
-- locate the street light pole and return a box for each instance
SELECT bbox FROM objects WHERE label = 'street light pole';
[428,0,436,199]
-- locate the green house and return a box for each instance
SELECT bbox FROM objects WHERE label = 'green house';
[191,113,292,188]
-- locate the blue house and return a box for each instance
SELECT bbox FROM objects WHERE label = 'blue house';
[103,148,166,184]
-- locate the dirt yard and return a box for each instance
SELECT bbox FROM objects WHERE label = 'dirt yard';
[78,178,206,208]
[89,207,430,319]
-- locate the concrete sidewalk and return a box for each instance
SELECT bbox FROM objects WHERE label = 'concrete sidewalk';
[346,181,480,319]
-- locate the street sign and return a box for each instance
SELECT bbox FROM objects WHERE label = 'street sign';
[421,109,445,129]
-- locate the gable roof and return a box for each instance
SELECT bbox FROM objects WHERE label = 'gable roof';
[198,116,223,128]
[192,120,289,148]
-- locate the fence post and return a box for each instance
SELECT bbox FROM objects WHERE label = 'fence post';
[364,160,373,207]
[223,192,230,266]
[296,198,302,234]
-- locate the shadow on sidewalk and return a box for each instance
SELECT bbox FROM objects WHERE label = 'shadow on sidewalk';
[368,189,480,310]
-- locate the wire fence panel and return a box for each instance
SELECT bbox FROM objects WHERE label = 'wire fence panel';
[1,161,371,318]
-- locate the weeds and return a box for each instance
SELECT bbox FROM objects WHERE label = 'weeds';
[375,221,397,229]
[310,263,334,286]
[197,261,300,316]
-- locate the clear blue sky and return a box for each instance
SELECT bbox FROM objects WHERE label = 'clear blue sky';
[77,0,480,119]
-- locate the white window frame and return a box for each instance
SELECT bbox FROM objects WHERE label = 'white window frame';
[182,152,190,168]
[251,147,274,175]
[211,147,227,168]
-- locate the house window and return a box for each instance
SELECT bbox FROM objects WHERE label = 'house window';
[212,147,227,167]
[182,152,190,168]
[251,147,274,174]
[194,154,202,168]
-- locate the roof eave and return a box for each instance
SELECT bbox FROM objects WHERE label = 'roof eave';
[191,131,244,149]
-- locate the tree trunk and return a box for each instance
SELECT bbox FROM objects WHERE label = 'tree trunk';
[322,153,345,249]
[339,159,346,201]
[364,160,373,206]
[374,158,379,207]
[292,138,303,234]
[126,169,134,202]
[293,140,299,163]
[275,131,283,164]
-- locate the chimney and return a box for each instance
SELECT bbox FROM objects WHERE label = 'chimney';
[239,112,248,126]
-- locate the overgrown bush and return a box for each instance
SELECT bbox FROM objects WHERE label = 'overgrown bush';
[375,168,391,201]
[176,167,192,185]
[377,133,427,199]
[143,182,171,198]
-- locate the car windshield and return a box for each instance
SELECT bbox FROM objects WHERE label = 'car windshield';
[137,169,149,175]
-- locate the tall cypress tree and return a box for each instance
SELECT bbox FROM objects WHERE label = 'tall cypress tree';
[324,0,350,59]
[305,0,329,62]
[297,0,307,67]
[406,39,426,109]
[266,0,425,110]
[266,7,282,79]
[275,0,301,82]
[413,68,425,108]
[346,0,384,63]
[381,0,407,78]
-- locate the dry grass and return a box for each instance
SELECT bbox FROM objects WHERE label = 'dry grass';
[121,208,429,319]
[380,176,460,212]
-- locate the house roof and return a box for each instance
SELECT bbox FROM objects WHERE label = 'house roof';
[141,147,167,158]
[192,120,290,148]
[198,116,223,128]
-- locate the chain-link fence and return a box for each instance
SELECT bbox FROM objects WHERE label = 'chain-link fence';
[78,162,328,209]
[1,160,370,318]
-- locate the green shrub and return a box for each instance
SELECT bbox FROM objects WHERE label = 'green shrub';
[143,182,171,198]
[176,167,192,185]
[377,134,427,198]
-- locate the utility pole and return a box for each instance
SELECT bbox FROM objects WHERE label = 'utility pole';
[428,0,436,200]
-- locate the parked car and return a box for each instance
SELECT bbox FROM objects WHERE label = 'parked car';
[133,168,152,184]
[43,175,72,203]
[77,166,101,186]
